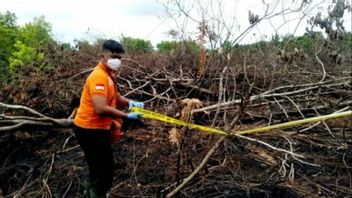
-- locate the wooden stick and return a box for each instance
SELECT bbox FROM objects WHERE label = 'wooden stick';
[166,136,226,197]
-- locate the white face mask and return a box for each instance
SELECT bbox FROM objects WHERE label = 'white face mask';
[106,58,122,71]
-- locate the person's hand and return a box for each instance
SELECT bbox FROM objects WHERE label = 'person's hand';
[127,112,143,120]
[128,100,144,110]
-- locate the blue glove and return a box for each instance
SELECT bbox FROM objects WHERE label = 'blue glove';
[128,100,144,110]
[127,112,143,120]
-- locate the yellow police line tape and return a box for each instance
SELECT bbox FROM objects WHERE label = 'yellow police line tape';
[131,107,352,136]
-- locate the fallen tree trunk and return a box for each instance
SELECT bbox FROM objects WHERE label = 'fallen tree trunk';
[0,102,73,132]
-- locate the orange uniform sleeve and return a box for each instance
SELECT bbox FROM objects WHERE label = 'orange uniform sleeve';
[87,72,108,97]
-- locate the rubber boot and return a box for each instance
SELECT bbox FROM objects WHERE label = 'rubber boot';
[84,180,108,198]
[89,188,108,198]
[84,181,93,198]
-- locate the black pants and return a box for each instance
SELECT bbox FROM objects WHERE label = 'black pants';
[74,126,113,195]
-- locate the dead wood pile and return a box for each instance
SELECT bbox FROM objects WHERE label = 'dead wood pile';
[0,46,351,197]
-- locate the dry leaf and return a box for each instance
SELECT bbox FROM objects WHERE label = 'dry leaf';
[169,127,182,147]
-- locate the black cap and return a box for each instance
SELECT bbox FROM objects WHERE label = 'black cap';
[102,39,125,54]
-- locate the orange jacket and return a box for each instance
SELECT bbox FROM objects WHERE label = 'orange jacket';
[74,63,124,130]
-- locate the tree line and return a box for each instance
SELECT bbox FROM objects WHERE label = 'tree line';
[1,11,351,83]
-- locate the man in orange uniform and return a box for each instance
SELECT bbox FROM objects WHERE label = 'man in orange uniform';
[74,39,143,198]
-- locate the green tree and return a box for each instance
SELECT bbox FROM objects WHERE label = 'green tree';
[156,41,177,53]
[221,40,234,52]
[19,16,53,48]
[0,11,17,27]
[337,32,352,51]
[270,34,281,46]
[0,11,18,81]
[120,37,153,53]
[9,40,44,72]
[8,16,53,73]
[156,40,201,54]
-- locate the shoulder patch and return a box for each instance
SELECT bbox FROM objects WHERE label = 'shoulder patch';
[95,84,105,90]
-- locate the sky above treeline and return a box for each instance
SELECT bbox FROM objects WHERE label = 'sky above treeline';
[1,0,351,46]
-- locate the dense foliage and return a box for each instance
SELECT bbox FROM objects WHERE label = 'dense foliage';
[120,36,153,53]
[0,12,53,81]
[1,11,351,85]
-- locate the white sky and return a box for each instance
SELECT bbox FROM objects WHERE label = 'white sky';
[0,0,351,46]
[0,0,171,45]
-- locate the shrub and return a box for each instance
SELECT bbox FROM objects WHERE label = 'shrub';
[120,37,153,53]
